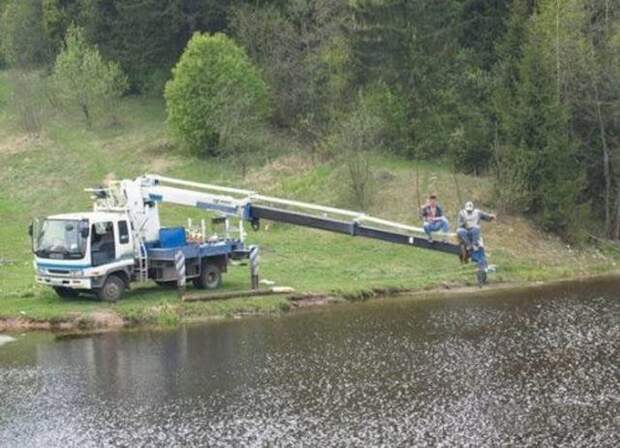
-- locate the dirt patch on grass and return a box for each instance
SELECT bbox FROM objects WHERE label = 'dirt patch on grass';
[87,310,124,328]
[149,157,178,173]
[288,293,344,308]
[0,135,38,156]
[247,153,315,190]
[0,318,55,331]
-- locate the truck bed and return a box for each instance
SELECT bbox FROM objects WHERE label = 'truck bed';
[146,239,246,261]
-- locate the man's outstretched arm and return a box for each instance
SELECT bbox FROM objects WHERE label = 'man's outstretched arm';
[479,211,497,222]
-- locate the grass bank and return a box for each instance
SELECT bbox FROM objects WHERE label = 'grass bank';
[1,72,618,330]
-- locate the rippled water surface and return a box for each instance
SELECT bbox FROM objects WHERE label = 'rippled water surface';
[1,278,619,447]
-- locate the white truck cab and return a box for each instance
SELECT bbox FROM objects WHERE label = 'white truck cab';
[32,211,136,301]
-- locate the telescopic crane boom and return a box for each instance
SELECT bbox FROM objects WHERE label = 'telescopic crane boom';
[142,175,460,255]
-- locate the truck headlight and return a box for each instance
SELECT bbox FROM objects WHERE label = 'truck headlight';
[36,267,46,275]
[70,270,84,278]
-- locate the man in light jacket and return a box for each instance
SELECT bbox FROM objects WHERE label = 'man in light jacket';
[457,201,496,250]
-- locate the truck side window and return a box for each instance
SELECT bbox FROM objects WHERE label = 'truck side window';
[118,221,129,244]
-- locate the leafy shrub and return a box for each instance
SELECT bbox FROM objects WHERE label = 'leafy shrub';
[8,70,47,136]
[326,91,385,210]
[164,32,269,157]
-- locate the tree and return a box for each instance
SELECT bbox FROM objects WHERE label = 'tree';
[231,1,351,130]
[0,0,51,68]
[164,32,269,157]
[78,0,184,92]
[493,8,582,235]
[350,0,507,166]
[527,0,620,238]
[51,25,128,127]
[42,0,84,51]
[69,0,239,92]
[459,0,509,70]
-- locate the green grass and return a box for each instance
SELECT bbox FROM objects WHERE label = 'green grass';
[0,69,618,328]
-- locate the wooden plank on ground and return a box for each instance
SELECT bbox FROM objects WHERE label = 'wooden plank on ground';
[182,287,295,302]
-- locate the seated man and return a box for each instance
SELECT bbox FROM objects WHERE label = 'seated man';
[420,193,449,241]
[457,201,496,250]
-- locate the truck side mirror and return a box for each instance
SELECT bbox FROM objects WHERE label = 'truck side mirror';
[28,223,33,237]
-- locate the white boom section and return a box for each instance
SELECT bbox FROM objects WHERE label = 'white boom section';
[146,185,249,215]
[146,174,456,238]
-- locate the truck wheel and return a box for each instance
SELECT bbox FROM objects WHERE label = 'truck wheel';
[97,275,125,302]
[53,287,79,299]
[193,263,221,290]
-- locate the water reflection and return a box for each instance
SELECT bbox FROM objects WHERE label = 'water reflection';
[0,277,618,447]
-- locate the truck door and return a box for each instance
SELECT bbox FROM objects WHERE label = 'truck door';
[91,222,115,266]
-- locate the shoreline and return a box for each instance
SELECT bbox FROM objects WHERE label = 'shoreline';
[1,271,619,334]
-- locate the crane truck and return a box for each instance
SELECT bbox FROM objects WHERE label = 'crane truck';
[29,175,485,302]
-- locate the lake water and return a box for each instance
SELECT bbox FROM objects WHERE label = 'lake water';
[0,277,618,447]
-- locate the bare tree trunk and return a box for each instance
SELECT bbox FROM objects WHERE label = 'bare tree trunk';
[415,161,421,215]
[80,102,91,128]
[452,169,463,211]
[605,0,610,31]
[589,36,612,237]
[555,0,561,99]
[614,185,620,240]
[593,88,611,237]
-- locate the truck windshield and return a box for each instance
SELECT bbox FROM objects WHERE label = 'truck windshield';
[35,219,87,259]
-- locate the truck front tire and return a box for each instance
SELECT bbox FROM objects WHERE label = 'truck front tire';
[97,275,125,302]
[193,263,221,290]
[53,287,79,299]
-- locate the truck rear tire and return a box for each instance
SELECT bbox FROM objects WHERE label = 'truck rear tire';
[53,287,79,299]
[97,275,125,302]
[193,263,221,290]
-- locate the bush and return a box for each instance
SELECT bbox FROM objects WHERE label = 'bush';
[7,70,47,136]
[51,25,128,127]
[326,91,385,210]
[164,32,269,157]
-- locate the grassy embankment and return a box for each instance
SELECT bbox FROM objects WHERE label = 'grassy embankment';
[0,72,618,329]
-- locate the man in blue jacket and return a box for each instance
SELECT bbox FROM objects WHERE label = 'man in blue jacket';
[420,193,449,241]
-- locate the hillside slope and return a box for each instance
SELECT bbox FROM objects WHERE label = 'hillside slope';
[0,73,617,324]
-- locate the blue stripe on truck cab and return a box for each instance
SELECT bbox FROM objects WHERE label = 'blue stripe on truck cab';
[37,263,90,270]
